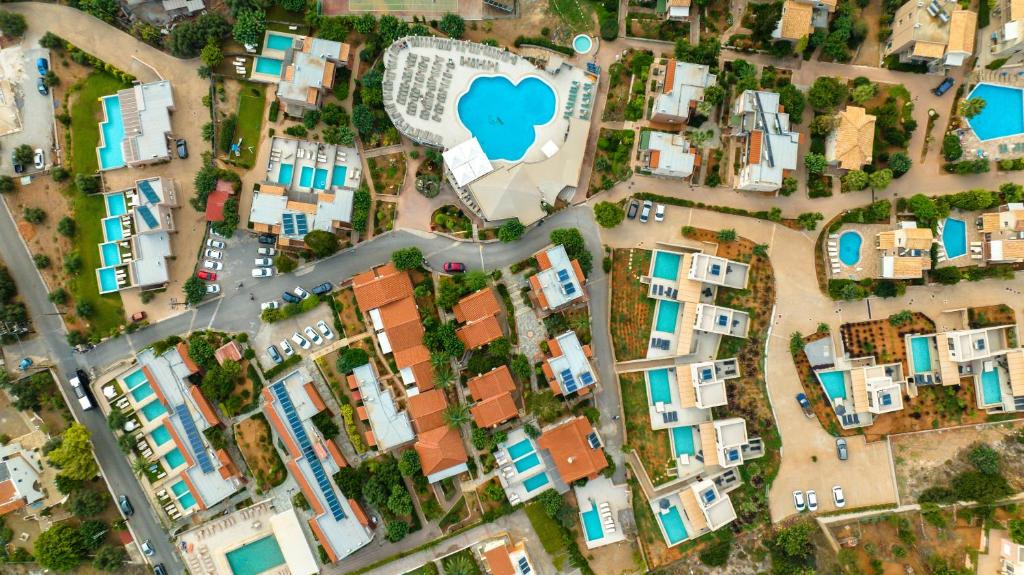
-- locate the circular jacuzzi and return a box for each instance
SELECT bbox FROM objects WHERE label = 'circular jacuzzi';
[572,34,593,55]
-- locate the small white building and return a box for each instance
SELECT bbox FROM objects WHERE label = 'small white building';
[650,60,716,124]
[639,131,697,179]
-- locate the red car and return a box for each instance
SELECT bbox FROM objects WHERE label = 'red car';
[197,270,217,281]
[443,262,466,273]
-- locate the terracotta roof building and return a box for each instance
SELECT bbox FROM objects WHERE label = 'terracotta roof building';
[415,425,469,483]
[529,244,587,313]
[481,539,535,575]
[454,287,504,349]
[732,90,800,193]
[0,442,44,516]
[639,131,698,179]
[775,1,814,40]
[467,366,519,428]
[875,222,933,279]
[214,340,244,365]
[825,106,876,170]
[542,331,598,397]
[408,389,449,433]
[649,60,715,124]
[537,416,607,483]
[885,0,977,70]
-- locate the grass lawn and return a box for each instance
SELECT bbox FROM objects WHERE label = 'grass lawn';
[524,501,568,569]
[550,0,593,32]
[620,373,673,485]
[233,82,266,169]
[441,548,482,575]
[70,72,128,173]
[401,563,439,575]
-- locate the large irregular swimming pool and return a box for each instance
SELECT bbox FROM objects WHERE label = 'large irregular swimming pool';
[966,83,1024,141]
[457,76,555,162]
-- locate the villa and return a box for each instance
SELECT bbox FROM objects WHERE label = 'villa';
[643,360,740,430]
[454,287,504,350]
[97,80,175,171]
[542,330,598,398]
[529,244,588,315]
[263,368,373,562]
[407,391,469,483]
[0,440,44,515]
[249,31,352,117]
[664,0,693,20]
[774,0,836,41]
[382,37,593,225]
[649,60,716,125]
[638,131,698,179]
[479,537,536,575]
[103,344,241,521]
[884,0,977,71]
[986,0,1024,65]
[826,106,876,171]
[574,476,630,549]
[352,263,434,393]
[813,357,906,429]
[95,177,178,294]
[650,475,740,547]
[981,203,1024,263]
[537,416,608,483]
[348,363,415,451]
[250,136,361,251]
[467,366,519,429]
[494,426,570,505]
[876,222,934,279]
[732,90,801,193]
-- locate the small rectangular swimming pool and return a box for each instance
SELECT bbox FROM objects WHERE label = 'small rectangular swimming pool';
[647,369,672,404]
[105,193,127,216]
[140,399,167,422]
[652,251,682,281]
[277,163,294,186]
[819,371,847,401]
[254,56,283,76]
[654,300,680,334]
[506,438,534,460]
[581,502,604,541]
[103,217,124,242]
[100,243,122,267]
[313,167,329,189]
[265,33,294,51]
[910,336,933,374]
[131,382,155,402]
[124,368,148,389]
[671,426,695,457]
[150,424,172,446]
[331,165,348,187]
[164,447,186,469]
[514,452,541,473]
[171,479,189,497]
[523,472,550,492]
[226,535,286,575]
[658,505,689,545]
[178,492,197,510]
[942,217,967,259]
[97,267,118,293]
[981,368,1002,405]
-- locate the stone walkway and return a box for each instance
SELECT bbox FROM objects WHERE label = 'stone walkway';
[502,269,545,384]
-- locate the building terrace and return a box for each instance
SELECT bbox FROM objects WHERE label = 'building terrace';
[348,363,415,451]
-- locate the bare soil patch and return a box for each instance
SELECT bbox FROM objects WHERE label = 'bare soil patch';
[609,248,654,362]
[234,414,287,493]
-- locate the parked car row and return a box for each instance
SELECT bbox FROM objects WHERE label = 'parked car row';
[627,199,665,224]
[197,236,227,293]
[793,486,845,512]
[252,242,277,278]
[265,318,335,364]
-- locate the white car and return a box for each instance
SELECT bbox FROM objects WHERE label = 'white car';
[254,257,273,267]
[304,326,323,345]
[280,339,295,356]
[291,332,311,350]
[206,239,225,249]
[316,320,335,340]
[141,540,154,557]
[206,283,221,294]
[806,490,818,512]
[260,301,279,311]
[832,485,846,508]
[294,286,311,299]
[654,203,666,222]
[203,260,223,271]
[792,490,805,512]
[33,148,44,170]
[257,247,276,256]
[251,267,274,278]
[204,249,223,260]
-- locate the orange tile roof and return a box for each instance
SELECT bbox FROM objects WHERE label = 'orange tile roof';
[663,60,676,94]
[180,471,207,510]
[214,341,243,365]
[348,498,370,526]
[365,429,376,446]
[383,320,426,353]
[327,439,347,468]
[175,342,200,374]
[352,264,413,311]
[216,448,240,479]
[571,260,587,285]
[410,361,435,392]
[394,344,431,370]
[408,389,448,432]
[347,374,360,390]
[323,61,336,88]
[529,275,549,310]
[308,518,338,563]
[650,150,661,169]
[748,131,763,165]
[535,250,552,270]
[188,385,220,426]
[537,417,607,483]
[548,337,563,358]
[356,405,369,421]
[303,382,326,412]
[0,480,24,516]
[379,297,420,328]
[483,544,516,575]
[471,393,518,428]
[467,366,516,401]
[415,425,468,477]
[453,288,501,323]
[457,316,504,349]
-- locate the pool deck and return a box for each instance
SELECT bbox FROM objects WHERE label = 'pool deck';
[826,223,888,281]
[958,77,1024,160]
[495,427,570,503]
[573,476,629,549]
[264,136,361,194]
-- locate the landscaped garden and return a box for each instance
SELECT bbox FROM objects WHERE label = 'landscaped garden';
[602,50,653,122]
[226,81,266,169]
[620,372,673,485]
[233,414,287,493]
[368,153,407,196]
[431,205,473,237]
[588,129,635,195]
[626,12,688,41]
[374,201,397,235]
[609,248,654,361]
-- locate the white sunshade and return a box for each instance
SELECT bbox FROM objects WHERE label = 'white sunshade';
[444,138,493,187]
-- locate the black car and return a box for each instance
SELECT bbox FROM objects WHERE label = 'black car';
[75,369,90,385]
[154,565,167,575]
[258,234,277,245]
[282,291,301,304]
[311,282,333,295]
[933,77,955,96]
[175,139,188,159]
[11,152,23,174]
[118,495,134,517]
[627,200,639,220]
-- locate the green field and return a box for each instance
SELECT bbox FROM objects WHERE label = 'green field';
[524,501,568,569]
[232,82,266,169]
[550,0,593,33]
[70,72,128,173]
[347,0,457,12]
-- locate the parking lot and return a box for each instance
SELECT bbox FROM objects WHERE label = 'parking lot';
[0,41,55,177]
[199,231,269,296]
[251,300,338,370]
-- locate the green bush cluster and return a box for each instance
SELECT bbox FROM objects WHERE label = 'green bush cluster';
[260,293,321,322]
[513,35,573,56]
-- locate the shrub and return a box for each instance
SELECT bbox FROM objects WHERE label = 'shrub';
[593,202,625,228]
[497,219,525,242]
[391,247,423,270]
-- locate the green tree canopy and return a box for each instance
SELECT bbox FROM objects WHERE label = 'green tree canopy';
[35,523,86,571]
[808,76,848,112]
[336,347,370,374]
[0,11,26,36]
[593,201,625,228]
[869,168,893,190]
[439,13,465,38]
[303,230,340,258]
[958,97,986,119]
[183,276,206,305]
[397,449,421,476]
[497,218,525,242]
[48,424,98,481]
[200,39,223,68]
[232,9,266,47]
[391,247,423,270]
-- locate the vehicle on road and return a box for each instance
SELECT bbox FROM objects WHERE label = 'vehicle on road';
[281,291,301,304]
[206,283,221,294]
[291,332,311,350]
[293,286,311,299]
[154,565,167,575]
[627,199,639,219]
[257,247,276,256]
[258,234,276,245]
[640,200,652,223]
[933,76,955,96]
[206,239,225,249]
[832,485,846,508]
[792,490,805,511]
[18,358,32,371]
[118,495,134,517]
[280,339,294,356]
[304,326,323,345]
[261,301,279,311]
[36,77,47,95]
[197,270,217,281]
[795,393,814,417]
[204,249,223,260]
[316,320,334,340]
[806,490,818,512]
[69,371,93,410]
[311,282,333,295]
[251,267,273,278]
[11,152,23,174]
[33,148,44,170]
[175,139,188,159]
[836,438,848,461]
[254,257,273,267]
[443,262,466,273]
[266,345,283,364]
[203,260,223,271]
[654,204,666,222]
[36,58,48,75]
[141,540,155,556]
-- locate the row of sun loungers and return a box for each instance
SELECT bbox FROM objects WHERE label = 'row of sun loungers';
[650,284,678,299]
[827,238,841,274]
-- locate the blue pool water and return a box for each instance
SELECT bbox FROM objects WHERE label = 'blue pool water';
[671,426,695,456]
[655,300,680,334]
[266,33,293,51]
[171,479,189,497]
[99,96,126,170]
[105,193,127,216]
[506,438,534,460]
[150,424,172,447]
[910,336,933,374]
[141,399,167,422]
[178,492,197,510]
[942,217,967,259]
[164,447,186,469]
[254,56,283,76]
[652,251,682,281]
[966,83,1024,141]
[331,165,347,187]
[226,535,286,575]
[131,382,155,402]
[124,369,148,389]
[457,76,555,161]
[981,368,1002,405]
[659,505,689,545]
[103,217,124,241]
[581,502,604,541]
[514,452,541,473]
[97,268,118,293]
[523,472,550,492]
[313,167,329,189]
[101,243,121,267]
[277,163,294,186]
[647,369,672,404]
[299,165,314,188]
[573,35,593,53]
[838,232,862,266]
[819,371,847,401]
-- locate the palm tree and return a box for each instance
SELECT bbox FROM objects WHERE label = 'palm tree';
[444,555,477,575]
[434,365,454,390]
[958,97,986,119]
[131,456,150,478]
[430,352,449,372]
[443,404,471,428]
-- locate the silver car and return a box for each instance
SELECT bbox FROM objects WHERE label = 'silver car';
[304,326,323,345]
[203,260,223,271]
[254,257,273,266]
[204,249,223,260]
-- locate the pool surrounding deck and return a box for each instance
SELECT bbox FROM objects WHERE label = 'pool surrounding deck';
[225,535,286,575]
[523,471,550,492]
[105,192,127,216]
[838,232,862,266]
[647,369,672,404]
[254,56,283,77]
[966,83,1024,141]
[654,300,680,334]
[651,251,682,281]
[910,336,934,374]
[981,368,1002,405]
[506,438,534,460]
[819,371,848,401]
[942,217,967,259]
[514,452,541,473]
[456,75,556,162]
[658,505,689,545]
[164,447,186,469]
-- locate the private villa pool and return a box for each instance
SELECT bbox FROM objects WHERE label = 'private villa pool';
[254,56,283,77]
[647,369,672,404]
[656,502,689,546]
[838,231,862,266]
[276,162,295,186]
[105,192,127,216]
[226,535,286,575]
[671,426,695,457]
[654,300,680,334]
[171,479,198,510]
[966,83,1024,141]
[171,479,189,498]
[298,165,343,190]
[164,447,186,470]
[457,76,555,162]
[573,34,594,55]
[514,452,541,473]
[651,250,682,281]
[522,471,550,492]
[981,367,1002,405]
[141,400,167,422]
[506,438,534,460]
[149,424,172,447]
[98,96,127,171]
[910,336,934,374]
[265,32,294,51]
[818,371,848,401]
[581,501,604,541]
[103,217,125,242]
[131,382,155,402]
[97,268,118,293]
[942,217,967,259]
[100,243,122,267]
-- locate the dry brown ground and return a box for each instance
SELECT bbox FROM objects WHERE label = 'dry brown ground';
[233,414,286,493]
[368,153,407,197]
[969,304,1017,329]
[840,312,935,374]
[609,248,654,362]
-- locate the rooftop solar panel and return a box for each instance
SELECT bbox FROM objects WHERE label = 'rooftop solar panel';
[174,404,214,473]
[557,269,569,281]
[282,213,295,236]
[138,179,161,204]
[137,206,159,229]
[295,213,309,235]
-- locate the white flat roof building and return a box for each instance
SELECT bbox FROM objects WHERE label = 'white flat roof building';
[546,331,598,396]
[688,253,749,289]
[350,363,415,450]
[639,131,696,178]
[650,60,715,124]
[531,244,586,312]
[733,90,800,193]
